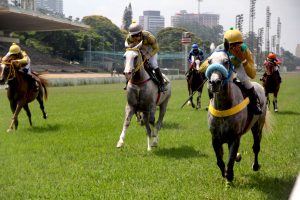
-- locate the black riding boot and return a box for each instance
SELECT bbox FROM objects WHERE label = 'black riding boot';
[246,87,262,115]
[154,68,167,92]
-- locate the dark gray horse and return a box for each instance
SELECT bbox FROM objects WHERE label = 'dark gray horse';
[117,41,171,151]
[205,50,269,186]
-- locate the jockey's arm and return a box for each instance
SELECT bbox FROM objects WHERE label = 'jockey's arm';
[147,34,159,57]
[241,48,256,79]
[13,51,29,67]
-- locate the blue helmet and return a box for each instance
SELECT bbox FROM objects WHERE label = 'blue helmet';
[192,43,198,49]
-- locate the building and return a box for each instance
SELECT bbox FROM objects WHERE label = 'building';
[171,10,219,28]
[295,44,300,58]
[35,0,63,14]
[139,10,165,35]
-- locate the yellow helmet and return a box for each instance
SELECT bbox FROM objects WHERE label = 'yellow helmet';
[9,43,21,54]
[224,28,243,44]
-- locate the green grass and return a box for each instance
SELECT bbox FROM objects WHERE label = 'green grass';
[0,73,299,199]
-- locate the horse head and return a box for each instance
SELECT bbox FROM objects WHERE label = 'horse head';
[191,55,202,71]
[264,60,276,75]
[0,56,17,84]
[205,50,232,93]
[123,41,143,81]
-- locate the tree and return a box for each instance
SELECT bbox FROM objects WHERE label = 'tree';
[122,3,132,31]
[82,15,125,51]
[156,27,203,52]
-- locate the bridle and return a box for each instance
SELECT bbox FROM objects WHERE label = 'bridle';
[1,62,16,82]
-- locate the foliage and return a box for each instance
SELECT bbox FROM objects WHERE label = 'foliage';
[174,22,224,45]
[279,49,300,71]
[0,73,299,199]
[82,15,125,51]
[156,27,203,52]
[122,3,132,31]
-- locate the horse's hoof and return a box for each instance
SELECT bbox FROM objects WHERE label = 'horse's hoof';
[274,109,278,112]
[151,141,158,147]
[252,163,261,171]
[235,153,242,162]
[6,128,13,133]
[225,180,232,189]
[147,147,152,151]
[116,141,124,148]
[43,114,48,119]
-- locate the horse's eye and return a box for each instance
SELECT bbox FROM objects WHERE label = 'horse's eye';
[224,60,229,65]
[208,59,212,65]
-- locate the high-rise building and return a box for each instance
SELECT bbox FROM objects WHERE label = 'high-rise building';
[295,44,300,58]
[35,0,63,14]
[139,11,165,35]
[171,10,219,28]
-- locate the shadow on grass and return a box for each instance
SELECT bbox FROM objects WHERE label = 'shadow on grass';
[27,124,61,133]
[162,122,180,129]
[154,145,208,159]
[274,110,300,115]
[240,174,296,200]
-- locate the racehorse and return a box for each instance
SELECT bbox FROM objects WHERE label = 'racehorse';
[205,50,269,186]
[117,41,171,151]
[0,56,48,132]
[186,55,206,109]
[261,60,281,112]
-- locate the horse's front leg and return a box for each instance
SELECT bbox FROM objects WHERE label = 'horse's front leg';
[8,102,24,132]
[212,138,225,178]
[273,94,278,112]
[196,91,202,110]
[142,111,152,151]
[117,104,135,148]
[226,138,241,183]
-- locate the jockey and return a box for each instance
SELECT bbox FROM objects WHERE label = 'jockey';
[2,43,38,91]
[261,52,282,82]
[186,43,204,78]
[223,28,262,114]
[201,28,262,114]
[124,22,167,92]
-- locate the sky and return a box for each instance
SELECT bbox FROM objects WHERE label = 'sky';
[64,0,300,54]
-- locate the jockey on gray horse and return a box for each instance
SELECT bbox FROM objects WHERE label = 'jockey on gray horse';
[201,28,262,115]
[124,22,167,92]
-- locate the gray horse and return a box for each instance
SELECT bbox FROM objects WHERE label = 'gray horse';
[205,50,269,185]
[117,41,171,151]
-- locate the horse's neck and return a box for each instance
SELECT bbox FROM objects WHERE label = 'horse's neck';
[132,67,150,82]
[213,83,242,109]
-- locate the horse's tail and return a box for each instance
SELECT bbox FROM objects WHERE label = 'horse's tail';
[39,76,48,101]
[263,109,274,134]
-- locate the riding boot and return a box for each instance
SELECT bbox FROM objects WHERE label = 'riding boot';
[260,73,267,82]
[246,87,262,115]
[154,68,167,92]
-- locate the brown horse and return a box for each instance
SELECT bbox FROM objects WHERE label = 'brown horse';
[0,56,48,132]
[261,60,281,112]
[186,56,206,109]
